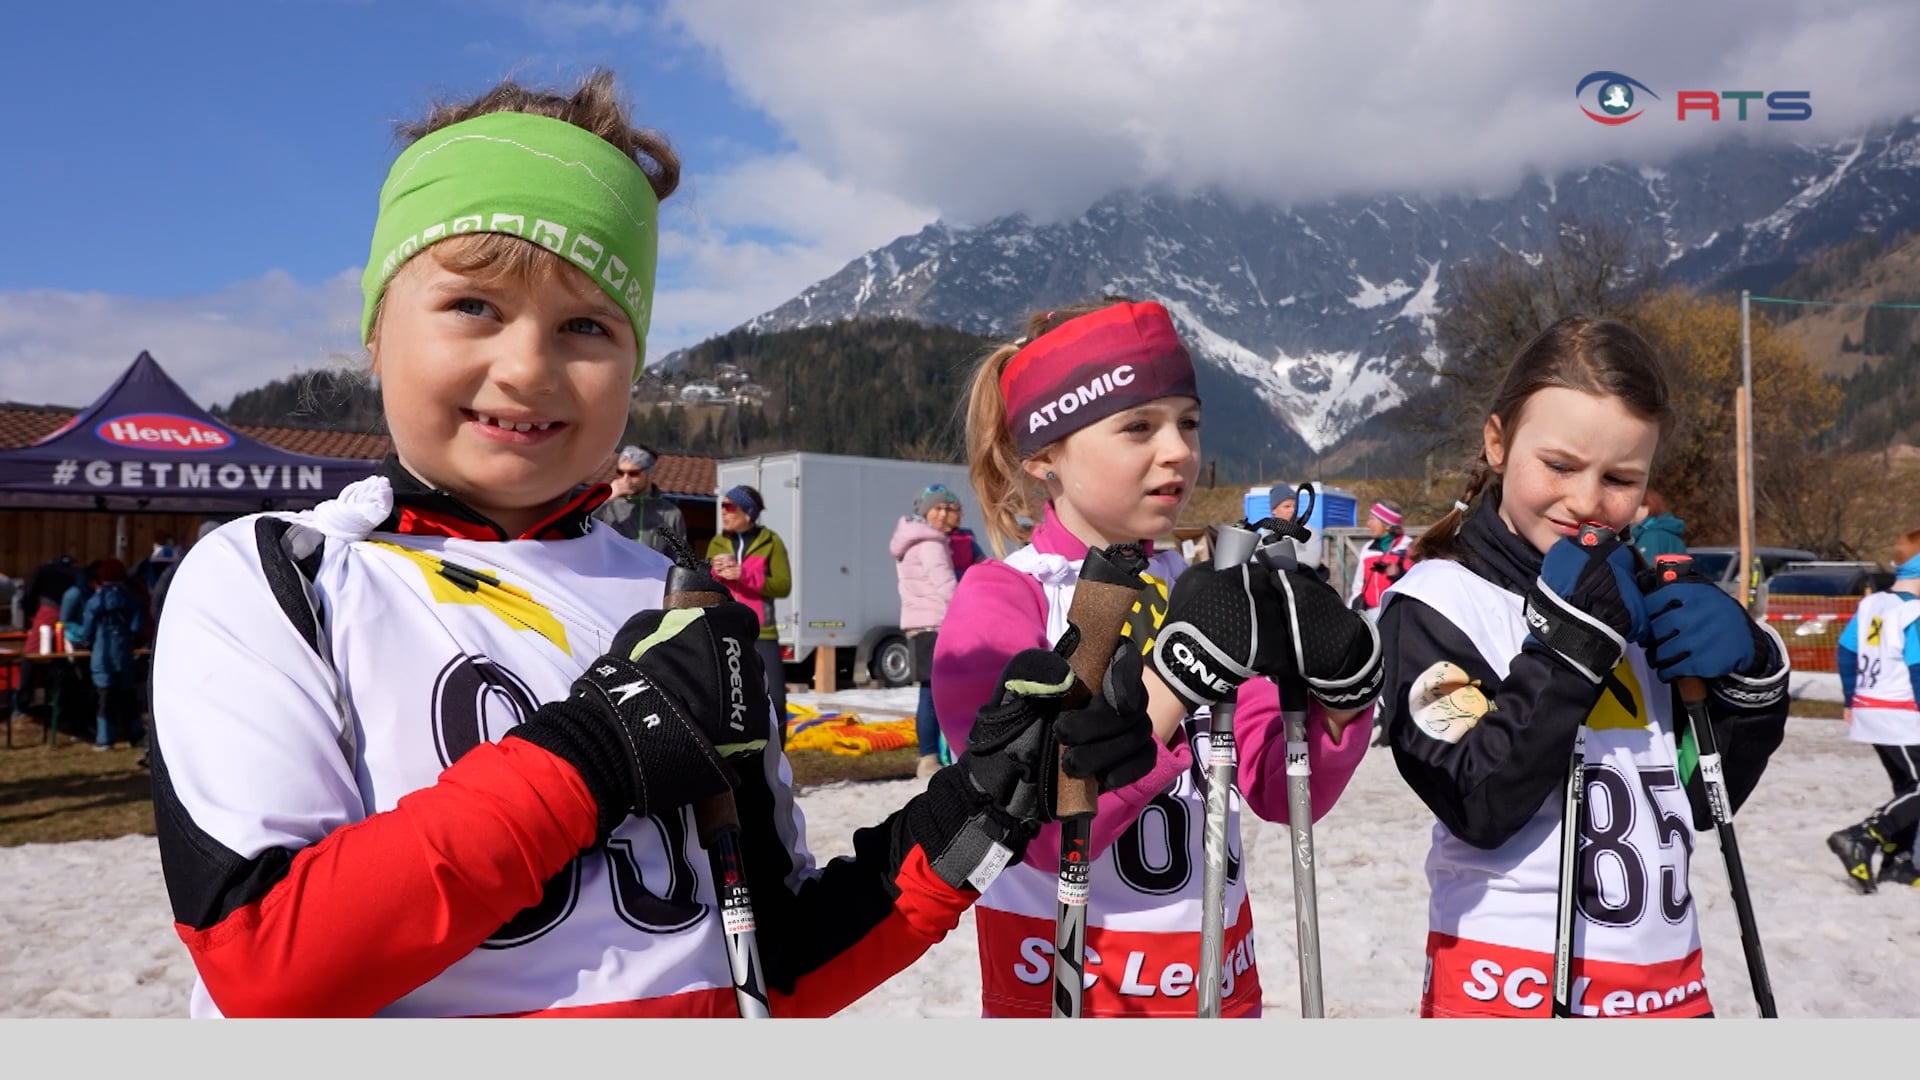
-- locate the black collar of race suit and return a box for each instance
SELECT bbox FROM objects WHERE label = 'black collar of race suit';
[373,455,609,541]
[1456,487,1545,597]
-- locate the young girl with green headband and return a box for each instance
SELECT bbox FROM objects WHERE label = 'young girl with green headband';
[145,69,1158,1018]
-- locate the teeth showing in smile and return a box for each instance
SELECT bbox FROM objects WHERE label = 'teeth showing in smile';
[474,412,557,433]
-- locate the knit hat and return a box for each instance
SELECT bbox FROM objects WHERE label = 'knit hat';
[913,483,960,519]
[618,445,657,472]
[1370,501,1404,528]
[1268,482,1300,510]
[999,301,1200,457]
[95,558,127,584]
[723,485,762,522]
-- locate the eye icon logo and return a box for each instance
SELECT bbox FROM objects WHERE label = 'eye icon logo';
[1577,71,1659,125]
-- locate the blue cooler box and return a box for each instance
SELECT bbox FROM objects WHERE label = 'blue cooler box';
[1240,483,1358,568]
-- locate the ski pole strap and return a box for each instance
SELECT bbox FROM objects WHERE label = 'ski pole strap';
[1522,580,1626,684]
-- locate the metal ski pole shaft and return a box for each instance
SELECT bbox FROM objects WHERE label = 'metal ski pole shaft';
[1550,521,1616,1018]
[1651,554,1778,1018]
[661,555,771,1020]
[1051,542,1152,1019]
[1197,520,1261,1018]
[1251,485,1325,1017]
[1551,726,1586,1018]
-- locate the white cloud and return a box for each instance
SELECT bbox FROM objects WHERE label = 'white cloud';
[662,0,1920,223]
[651,151,936,352]
[0,270,365,411]
[14,2,1914,408]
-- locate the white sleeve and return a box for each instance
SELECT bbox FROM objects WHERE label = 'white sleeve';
[152,517,366,860]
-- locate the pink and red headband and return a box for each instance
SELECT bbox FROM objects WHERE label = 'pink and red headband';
[999,301,1199,458]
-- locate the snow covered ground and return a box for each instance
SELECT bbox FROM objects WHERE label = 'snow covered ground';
[3,690,1915,1018]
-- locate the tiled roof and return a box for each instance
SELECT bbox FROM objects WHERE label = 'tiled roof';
[0,405,719,498]
[583,450,717,498]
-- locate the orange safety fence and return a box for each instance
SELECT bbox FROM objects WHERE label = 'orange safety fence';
[1760,594,1859,674]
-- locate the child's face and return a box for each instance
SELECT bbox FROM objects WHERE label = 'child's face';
[1033,396,1200,548]
[1485,386,1659,556]
[370,247,634,530]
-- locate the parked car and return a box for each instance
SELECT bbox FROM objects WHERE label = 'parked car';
[1760,562,1894,601]
[1683,545,1817,601]
[1756,562,1894,675]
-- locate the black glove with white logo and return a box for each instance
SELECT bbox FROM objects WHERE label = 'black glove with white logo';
[1151,561,1384,712]
[1523,526,1649,685]
[912,646,1156,891]
[508,601,773,839]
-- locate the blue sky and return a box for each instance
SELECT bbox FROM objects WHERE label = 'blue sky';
[3,0,1916,411]
[1,1,779,298]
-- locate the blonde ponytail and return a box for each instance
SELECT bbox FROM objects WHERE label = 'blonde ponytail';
[963,343,1034,557]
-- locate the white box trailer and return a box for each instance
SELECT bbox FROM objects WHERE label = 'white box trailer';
[714,451,975,690]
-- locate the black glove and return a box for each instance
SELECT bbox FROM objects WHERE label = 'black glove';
[1150,561,1383,712]
[910,646,1156,891]
[508,601,772,839]
[1523,528,1648,684]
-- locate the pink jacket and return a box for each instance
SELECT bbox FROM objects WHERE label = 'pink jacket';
[892,516,957,630]
[932,504,1371,871]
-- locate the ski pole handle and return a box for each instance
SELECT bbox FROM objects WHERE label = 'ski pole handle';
[1197,521,1260,1019]
[1050,541,1151,1019]
[1250,495,1328,1018]
[1053,543,1152,816]
[1643,552,1778,1016]
[1647,555,1712,704]
[661,564,746,843]
[661,560,771,1020]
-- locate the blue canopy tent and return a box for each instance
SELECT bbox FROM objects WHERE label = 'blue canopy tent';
[0,351,377,516]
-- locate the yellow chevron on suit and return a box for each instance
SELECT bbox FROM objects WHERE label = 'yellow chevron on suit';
[367,541,570,654]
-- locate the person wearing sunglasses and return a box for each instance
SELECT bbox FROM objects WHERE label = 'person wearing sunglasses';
[707,484,792,744]
[591,445,687,556]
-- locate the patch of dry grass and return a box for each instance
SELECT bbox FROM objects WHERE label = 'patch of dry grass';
[0,716,920,849]
[0,718,154,847]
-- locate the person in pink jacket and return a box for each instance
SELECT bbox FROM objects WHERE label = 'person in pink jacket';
[933,297,1384,1017]
[893,483,965,778]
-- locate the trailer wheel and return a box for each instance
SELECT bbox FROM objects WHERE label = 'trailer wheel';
[870,634,915,688]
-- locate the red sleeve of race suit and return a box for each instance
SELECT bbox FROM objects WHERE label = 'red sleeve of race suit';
[159,738,599,1017]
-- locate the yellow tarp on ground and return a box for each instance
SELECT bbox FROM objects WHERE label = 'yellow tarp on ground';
[784,702,915,756]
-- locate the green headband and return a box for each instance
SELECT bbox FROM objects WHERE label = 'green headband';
[359,111,660,371]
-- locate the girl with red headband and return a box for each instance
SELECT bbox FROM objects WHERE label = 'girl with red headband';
[933,296,1385,1017]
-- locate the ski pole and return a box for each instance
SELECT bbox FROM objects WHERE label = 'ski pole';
[1051,542,1152,1018]
[1550,521,1614,1018]
[1250,484,1325,1018]
[1197,519,1261,1018]
[1649,553,1779,1018]
[661,554,771,1020]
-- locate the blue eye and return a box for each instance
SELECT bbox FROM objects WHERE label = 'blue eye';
[452,297,494,318]
[1576,71,1659,125]
[563,317,608,336]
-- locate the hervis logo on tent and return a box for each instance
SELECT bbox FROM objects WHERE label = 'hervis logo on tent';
[95,413,233,452]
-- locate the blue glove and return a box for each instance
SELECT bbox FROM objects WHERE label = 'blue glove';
[1641,579,1771,680]
[1522,526,1649,683]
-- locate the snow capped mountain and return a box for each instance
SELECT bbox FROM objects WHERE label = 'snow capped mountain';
[695,118,1920,456]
